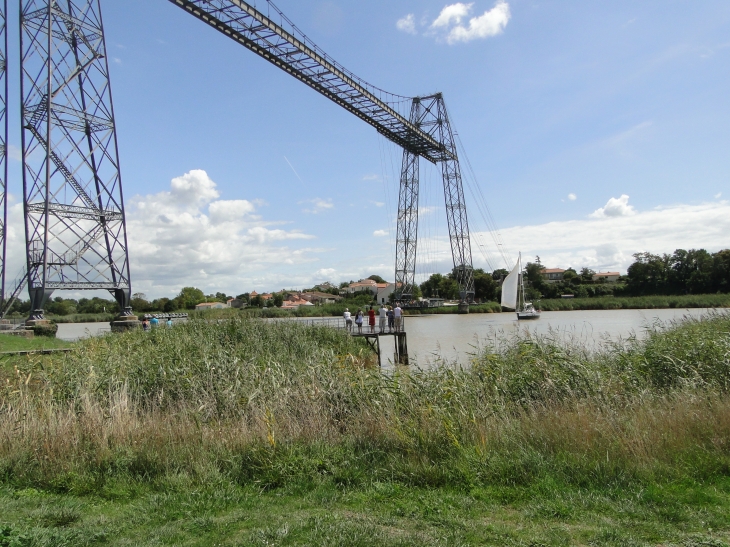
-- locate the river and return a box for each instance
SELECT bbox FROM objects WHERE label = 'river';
[55,308,721,367]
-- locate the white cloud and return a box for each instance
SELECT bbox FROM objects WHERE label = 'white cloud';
[476,200,730,273]
[125,170,319,295]
[371,201,385,207]
[7,144,22,162]
[715,193,723,199]
[373,230,388,237]
[362,174,380,181]
[431,1,511,45]
[316,268,336,278]
[590,194,636,218]
[432,3,473,28]
[301,198,334,214]
[113,57,122,64]
[568,193,577,201]
[396,14,417,35]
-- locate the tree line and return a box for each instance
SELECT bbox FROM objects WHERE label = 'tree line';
[5,248,728,316]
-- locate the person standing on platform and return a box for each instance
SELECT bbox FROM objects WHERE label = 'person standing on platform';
[387,306,394,332]
[394,305,402,332]
[343,308,352,332]
[378,304,387,333]
[355,309,364,334]
[368,306,376,334]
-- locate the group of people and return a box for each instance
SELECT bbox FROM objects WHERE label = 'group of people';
[343,304,402,334]
[141,316,173,331]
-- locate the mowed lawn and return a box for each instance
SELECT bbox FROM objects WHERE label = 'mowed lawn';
[2,478,730,546]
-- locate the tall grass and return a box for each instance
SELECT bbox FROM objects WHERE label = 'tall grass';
[538,293,730,311]
[1,313,729,492]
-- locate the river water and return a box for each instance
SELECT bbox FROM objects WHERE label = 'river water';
[55,308,721,367]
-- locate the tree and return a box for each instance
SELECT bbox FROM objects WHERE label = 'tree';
[473,268,497,302]
[367,274,386,284]
[713,249,730,293]
[491,268,509,281]
[524,261,546,288]
[272,293,284,308]
[176,287,206,310]
[419,273,459,300]
[579,267,596,284]
[626,252,669,295]
[562,268,578,285]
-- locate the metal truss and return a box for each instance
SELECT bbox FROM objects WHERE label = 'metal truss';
[20,0,132,318]
[167,0,454,164]
[0,1,7,309]
[394,100,421,301]
[395,95,475,303]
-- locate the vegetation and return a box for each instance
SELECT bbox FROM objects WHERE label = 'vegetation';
[1,313,730,544]
[536,293,730,311]
[519,248,730,301]
[420,268,497,302]
[0,335,74,354]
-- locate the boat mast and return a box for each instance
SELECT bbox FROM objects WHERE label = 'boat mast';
[517,252,525,311]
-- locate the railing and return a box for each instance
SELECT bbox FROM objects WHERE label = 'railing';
[287,315,406,333]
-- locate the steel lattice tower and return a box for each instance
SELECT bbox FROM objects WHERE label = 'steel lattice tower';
[395,95,475,303]
[0,0,8,309]
[19,0,131,318]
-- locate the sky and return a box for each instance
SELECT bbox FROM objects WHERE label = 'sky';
[3,0,730,299]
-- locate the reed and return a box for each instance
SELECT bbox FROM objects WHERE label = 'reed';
[1,313,729,493]
[537,293,730,311]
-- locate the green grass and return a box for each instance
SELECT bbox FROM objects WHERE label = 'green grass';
[1,479,729,546]
[46,313,116,324]
[1,313,730,545]
[537,293,730,311]
[0,334,74,354]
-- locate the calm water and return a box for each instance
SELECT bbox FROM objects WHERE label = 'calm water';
[401,308,716,367]
[56,308,720,367]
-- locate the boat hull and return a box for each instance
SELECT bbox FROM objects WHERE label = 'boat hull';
[517,311,541,320]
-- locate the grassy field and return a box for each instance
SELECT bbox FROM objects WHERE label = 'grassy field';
[0,334,74,354]
[1,313,729,545]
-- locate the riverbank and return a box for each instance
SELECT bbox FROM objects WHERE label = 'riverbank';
[1,313,729,544]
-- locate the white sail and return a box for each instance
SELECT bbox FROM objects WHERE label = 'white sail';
[500,258,520,310]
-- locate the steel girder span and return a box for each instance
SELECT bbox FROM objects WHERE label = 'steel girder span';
[168,0,476,302]
[19,0,132,317]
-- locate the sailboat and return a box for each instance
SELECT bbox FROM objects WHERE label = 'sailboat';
[500,253,541,320]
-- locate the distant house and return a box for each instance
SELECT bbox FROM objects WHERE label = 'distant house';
[228,298,246,309]
[346,279,379,295]
[374,282,404,304]
[541,268,566,283]
[281,295,315,310]
[195,302,227,310]
[301,291,342,305]
[593,272,621,283]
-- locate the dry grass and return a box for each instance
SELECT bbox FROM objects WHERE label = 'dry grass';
[1,313,729,492]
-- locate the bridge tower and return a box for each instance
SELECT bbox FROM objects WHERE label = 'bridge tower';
[0,0,8,310]
[394,95,475,304]
[18,0,132,319]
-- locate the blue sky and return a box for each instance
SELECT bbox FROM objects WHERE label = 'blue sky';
[4,0,730,298]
